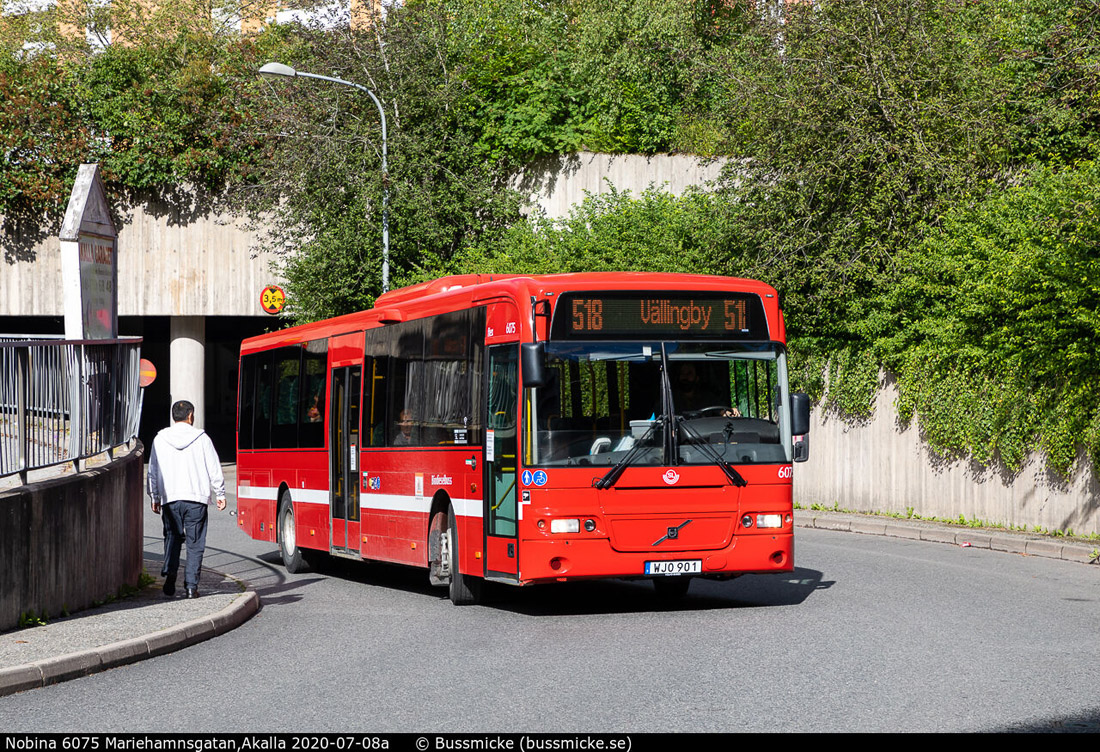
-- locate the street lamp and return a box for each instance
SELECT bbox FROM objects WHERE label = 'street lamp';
[258,62,390,293]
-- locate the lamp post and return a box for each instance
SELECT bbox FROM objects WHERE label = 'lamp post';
[259,62,390,293]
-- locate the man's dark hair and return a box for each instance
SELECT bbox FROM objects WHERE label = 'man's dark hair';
[171,400,195,423]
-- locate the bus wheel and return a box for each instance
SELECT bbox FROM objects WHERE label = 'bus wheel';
[446,506,482,606]
[279,494,308,574]
[652,577,691,600]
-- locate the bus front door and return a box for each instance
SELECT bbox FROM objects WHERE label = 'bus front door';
[330,365,362,554]
[484,345,519,579]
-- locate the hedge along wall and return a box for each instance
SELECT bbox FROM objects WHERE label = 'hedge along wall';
[0,444,144,632]
[796,376,1100,537]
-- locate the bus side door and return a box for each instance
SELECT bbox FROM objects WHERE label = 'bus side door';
[329,332,364,555]
[484,342,520,578]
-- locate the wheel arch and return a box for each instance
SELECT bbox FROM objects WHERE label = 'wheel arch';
[427,490,451,540]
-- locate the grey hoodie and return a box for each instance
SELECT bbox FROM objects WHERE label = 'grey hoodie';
[147,422,226,505]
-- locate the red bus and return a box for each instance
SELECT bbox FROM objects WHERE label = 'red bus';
[235,273,810,604]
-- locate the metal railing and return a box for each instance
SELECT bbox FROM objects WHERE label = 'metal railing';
[0,336,143,479]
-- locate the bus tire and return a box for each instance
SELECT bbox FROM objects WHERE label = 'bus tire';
[447,505,482,606]
[652,576,691,600]
[279,493,308,574]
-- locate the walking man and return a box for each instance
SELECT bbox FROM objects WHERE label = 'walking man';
[148,400,226,598]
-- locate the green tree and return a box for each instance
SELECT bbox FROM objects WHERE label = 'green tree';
[0,54,88,254]
[241,5,526,320]
[0,0,282,246]
[706,0,1011,355]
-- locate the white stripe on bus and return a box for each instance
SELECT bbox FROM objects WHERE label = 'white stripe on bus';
[236,485,328,505]
[357,493,482,519]
[237,484,482,518]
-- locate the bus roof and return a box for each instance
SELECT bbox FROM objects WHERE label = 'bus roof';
[241,272,782,353]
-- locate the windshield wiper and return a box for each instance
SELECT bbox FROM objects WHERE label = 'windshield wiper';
[676,417,748,487]
[593,420,659,489]
[594,344,676,490]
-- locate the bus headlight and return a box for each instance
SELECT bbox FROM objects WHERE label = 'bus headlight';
[756,514,783,528]
[550,519,580,534]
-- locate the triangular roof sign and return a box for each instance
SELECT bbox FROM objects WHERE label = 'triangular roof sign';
[59,164,116,241]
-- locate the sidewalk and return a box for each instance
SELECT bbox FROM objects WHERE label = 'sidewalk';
[794,508,1100,565]
[0,509,1095,698]
[0,556,258,697]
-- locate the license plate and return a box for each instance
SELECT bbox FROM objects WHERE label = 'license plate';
[645,559,702,576]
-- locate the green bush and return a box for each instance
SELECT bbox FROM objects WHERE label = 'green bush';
[874,162,1100,473]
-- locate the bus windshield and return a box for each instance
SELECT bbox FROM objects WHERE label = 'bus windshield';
[526,341,793,467]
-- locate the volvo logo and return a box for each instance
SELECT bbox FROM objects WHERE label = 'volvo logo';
[653,519,693,546]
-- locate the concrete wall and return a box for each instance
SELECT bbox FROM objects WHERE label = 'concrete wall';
[519,151,728,219]
[796,377,1100,537]
[1,200,281,318]
[0,444,145,632]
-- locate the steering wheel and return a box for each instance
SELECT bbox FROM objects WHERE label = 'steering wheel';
[699,405,740,417]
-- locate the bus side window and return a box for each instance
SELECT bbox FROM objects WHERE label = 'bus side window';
[364,327,391,447]
[238,354,257,450]
[299,339,327,448]
[389,320,425,447]
[252,350,274,450]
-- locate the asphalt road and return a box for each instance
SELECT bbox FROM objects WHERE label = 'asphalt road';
[1,483,1097,733]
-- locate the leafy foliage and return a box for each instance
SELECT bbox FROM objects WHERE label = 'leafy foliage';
[0,0,281,244]
[872,162,1100,472]
[706,0,1011,350]
[0,54,88,250]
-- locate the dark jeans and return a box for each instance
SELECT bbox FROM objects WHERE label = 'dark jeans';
[163,501,209,589]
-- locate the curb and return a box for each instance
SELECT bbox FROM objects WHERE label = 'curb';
[795,510,1100,566]
[0,590,259,698]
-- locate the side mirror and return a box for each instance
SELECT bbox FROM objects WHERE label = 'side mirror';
[789,392,811,436]
[521,342,547,388]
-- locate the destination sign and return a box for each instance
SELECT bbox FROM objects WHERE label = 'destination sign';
[551,292,769,340]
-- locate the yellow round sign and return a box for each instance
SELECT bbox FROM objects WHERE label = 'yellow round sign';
[260,285,286,315]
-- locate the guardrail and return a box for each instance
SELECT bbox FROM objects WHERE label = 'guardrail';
[0,336,142,480]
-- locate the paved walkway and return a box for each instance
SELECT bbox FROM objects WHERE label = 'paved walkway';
[0,550,259,697]
[796,508,1099,564]
[0,509,1095,697]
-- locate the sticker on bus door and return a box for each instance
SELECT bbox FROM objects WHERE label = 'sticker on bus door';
[486,430,495,462]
